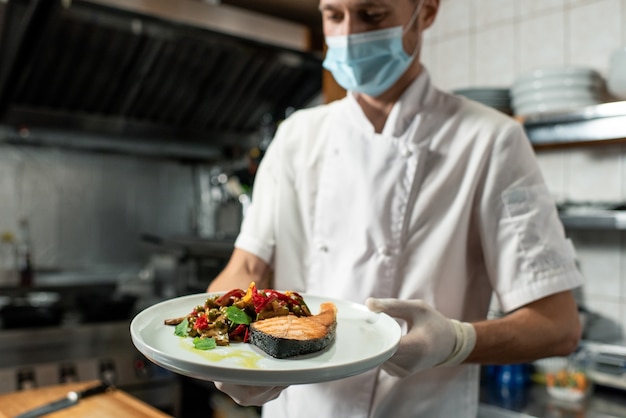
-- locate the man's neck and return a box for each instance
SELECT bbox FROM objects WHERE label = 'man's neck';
[355,63,422,134]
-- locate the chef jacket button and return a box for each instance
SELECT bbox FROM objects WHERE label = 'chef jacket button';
[317,243,329,252]
[377,246,390,256]
[401,148,413,158]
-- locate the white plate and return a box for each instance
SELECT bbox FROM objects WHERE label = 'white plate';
[130,293,402,386]
[514,98,600,116]
[512,89,602,108]
[514,67,601,85]
[512,76,603,97]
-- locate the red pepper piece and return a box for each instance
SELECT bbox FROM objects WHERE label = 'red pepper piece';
[194,314,209,330]
[215,289,245,306]
[265,289,293,303]
[229,324,247,338]
[254,293,276,313]
[249,284,266,311]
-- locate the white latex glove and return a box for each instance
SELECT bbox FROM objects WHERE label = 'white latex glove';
[366,298,476,377]
[213,382,286,406]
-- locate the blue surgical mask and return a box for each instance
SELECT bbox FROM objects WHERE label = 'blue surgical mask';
[322,3,423,97]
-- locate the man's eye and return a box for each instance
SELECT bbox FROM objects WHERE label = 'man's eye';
[323,11,343,22]
[360,11,386,23]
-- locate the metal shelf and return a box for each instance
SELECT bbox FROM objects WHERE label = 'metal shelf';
[559,210,626,230]
[524,101,626,147]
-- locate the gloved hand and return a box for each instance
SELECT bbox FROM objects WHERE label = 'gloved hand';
[366,298,476,378]
[213,382,286,406]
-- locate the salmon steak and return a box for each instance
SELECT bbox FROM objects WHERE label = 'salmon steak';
[249,302,337,358]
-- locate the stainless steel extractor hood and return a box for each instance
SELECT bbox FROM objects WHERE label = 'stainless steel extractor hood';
[0,0,323,160]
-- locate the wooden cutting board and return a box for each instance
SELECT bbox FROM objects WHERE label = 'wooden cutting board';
[0,381,171,418]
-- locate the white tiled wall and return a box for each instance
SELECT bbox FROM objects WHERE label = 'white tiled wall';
[423,0,626,341]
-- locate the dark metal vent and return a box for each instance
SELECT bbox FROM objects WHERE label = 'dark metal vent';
[0,0,322,155]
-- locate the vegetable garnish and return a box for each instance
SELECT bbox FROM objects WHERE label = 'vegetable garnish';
[165,282,312,351]
[174,318,189,337]
[225,306,252,325]
[193,337,217,350]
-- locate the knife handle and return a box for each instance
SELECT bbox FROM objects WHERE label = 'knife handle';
[75,382,110,399]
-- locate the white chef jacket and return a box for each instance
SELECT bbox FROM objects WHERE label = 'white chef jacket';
[234,69,584,417]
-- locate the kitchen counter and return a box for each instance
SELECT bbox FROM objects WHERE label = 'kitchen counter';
[0,380,171,418]
[481,381,626,417]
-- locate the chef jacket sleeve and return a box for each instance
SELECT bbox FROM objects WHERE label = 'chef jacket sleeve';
[478,123,584,313]
[233,131,283,264]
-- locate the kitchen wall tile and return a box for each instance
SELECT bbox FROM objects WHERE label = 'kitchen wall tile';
[519,0,565,17]
[583,296,623,341]
[570,230,622,299]
[567,0,622,75]
[518,11,566,75]
[535,150,568,203]
[566,0,613,6]
[565,146,622,203]
[430,34,473,90]
[475,0,518,28]
[474,24,517,87]
[568,230,625,343]
[621,144,626,202]
[421,35,437,75]
[621,232,626,300]
[622,0,626,45]
[433,0,473,37]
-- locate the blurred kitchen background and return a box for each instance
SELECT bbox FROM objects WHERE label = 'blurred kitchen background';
[422,0,626,343]
[1,0,626,417]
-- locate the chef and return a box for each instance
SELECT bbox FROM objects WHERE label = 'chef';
[207,0,584,416]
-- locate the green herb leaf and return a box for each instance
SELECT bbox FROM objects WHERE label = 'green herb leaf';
[174,318,189,337]
[193,337,217,350]
[225,306,251,325]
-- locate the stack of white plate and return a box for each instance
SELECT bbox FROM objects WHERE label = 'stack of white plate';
[453,88,512,115]
[511,67,606,116]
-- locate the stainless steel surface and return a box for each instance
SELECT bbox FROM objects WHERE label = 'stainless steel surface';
[0,144,196,272]
[86,0,310,51]
[0,0,323,160]
[525,100,626,124]
[221,0,321,30]
[478,404,537,418]
[557,202,626,231]
[559,210,626,230]
[524,101,626,145]
[141,235,234,258]
[585,342,626,391]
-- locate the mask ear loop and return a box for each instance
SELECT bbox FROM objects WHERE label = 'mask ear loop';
[403,0,425,35]
[403,0,426,59]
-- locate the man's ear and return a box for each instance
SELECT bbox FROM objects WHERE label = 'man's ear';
[421,0,440,30]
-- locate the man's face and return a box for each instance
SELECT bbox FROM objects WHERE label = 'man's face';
[318,0,417,37]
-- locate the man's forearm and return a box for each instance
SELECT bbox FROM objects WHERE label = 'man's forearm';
[208,248,271,292]
[464,290,581,365]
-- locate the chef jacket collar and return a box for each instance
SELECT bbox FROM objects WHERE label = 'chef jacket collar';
[346,66,434,139]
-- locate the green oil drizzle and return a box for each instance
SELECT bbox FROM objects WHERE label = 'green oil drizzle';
[180,339,264,369]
